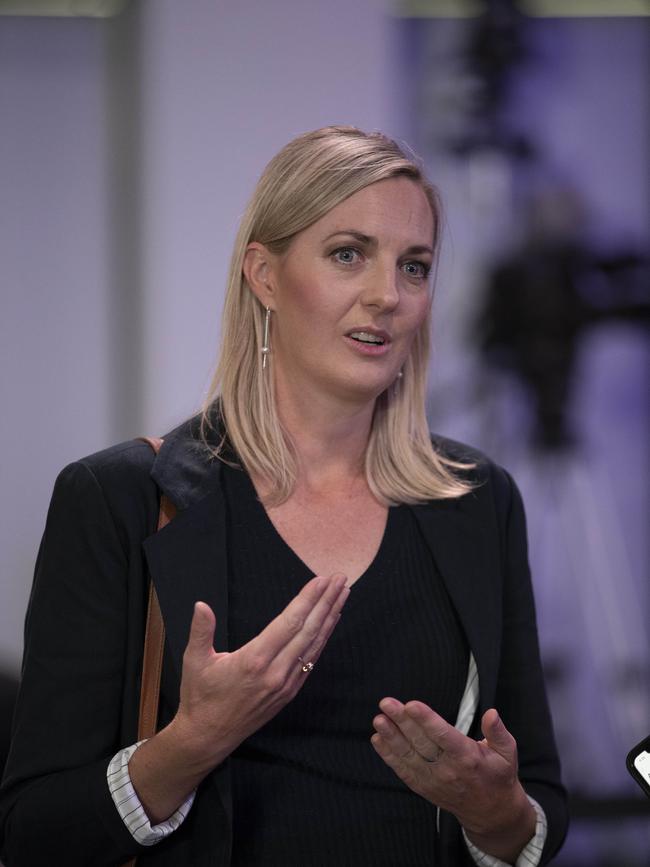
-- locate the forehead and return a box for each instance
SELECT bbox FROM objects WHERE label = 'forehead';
[307,177,434,245]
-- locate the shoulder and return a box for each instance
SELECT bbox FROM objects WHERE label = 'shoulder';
[50,439,162,550]
[430,432,519,515]
[56,415,205,499]
[50,415,218,536]
[71,438,157,484]
[55,438,158,502]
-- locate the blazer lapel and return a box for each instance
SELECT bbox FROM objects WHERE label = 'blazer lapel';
[143,487,229,679]
[142,415,231,678]
[410,495,502,717]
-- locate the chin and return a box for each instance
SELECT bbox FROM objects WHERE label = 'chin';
[334,373,397,404]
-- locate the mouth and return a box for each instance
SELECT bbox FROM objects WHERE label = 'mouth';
[343,327,392,357]
[345,328,391,346]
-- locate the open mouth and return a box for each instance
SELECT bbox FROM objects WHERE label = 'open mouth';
[347,331,386,346]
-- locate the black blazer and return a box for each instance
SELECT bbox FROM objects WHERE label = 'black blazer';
[0,418,568,866]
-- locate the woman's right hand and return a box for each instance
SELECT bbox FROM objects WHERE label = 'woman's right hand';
[129,573,349,823]
[174,572,349,766]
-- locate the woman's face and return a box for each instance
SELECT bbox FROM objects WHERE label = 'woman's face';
[261,176,434,406]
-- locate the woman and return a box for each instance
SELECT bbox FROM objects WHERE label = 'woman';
[0,126,567,866]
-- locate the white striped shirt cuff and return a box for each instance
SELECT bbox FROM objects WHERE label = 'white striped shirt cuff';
[463,796,547,867]
[107,740,196,846]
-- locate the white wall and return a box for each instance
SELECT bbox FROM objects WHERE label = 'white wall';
[0,0,395,670]
[0,16,111,670]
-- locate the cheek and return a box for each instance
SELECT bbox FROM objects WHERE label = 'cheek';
[403,293,431,333]
[275,280,340,352]
[280,277,343,326]
[284,293,337,332]
[394,296,430,359]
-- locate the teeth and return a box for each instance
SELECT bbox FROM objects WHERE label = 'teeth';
[349,331,384,345]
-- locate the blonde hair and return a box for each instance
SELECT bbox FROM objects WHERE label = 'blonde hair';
[201,125,473,505]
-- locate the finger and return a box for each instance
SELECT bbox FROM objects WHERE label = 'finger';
[248,574,345,664]
[278,575,349,669]
[405,700,472,759]
[184,601,217,662]
[371,731,401,766]
[381,698,467,760]
[372,712,420,762]
[329,571,349,585]
[371,730,406,769]
[297,584,346,664]
[278,578,350,675]
[370,732,427,797]
[481,709,516,762]
[269,577,350,692]
[247,575,329,661]
[376,700,442,762]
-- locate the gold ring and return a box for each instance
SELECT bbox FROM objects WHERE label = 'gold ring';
[298,656,314,673]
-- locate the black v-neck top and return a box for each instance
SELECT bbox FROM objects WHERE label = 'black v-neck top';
[223,464,469,867]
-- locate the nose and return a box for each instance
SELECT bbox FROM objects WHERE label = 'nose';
[360,262,399,313]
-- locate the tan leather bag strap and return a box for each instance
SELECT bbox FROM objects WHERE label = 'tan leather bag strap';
[137,436,175,739]
[121,436,176,867]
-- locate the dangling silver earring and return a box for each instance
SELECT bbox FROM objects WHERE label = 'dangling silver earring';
[261,306,271,369]
[392,368,403,396]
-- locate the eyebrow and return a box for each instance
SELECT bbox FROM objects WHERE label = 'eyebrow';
[323,230,433,257]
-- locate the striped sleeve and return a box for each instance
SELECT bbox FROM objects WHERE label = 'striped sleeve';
[463,796,547,867]
[107,741,196,846]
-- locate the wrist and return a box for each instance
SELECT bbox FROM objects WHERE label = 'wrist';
[464,784,536,864]
[163,711,229,775]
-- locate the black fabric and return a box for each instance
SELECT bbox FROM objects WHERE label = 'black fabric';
[0,417,569,866]
[223,465,468,866]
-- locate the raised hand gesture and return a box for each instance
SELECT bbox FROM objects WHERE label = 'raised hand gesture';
[371,699,537,863]
[130,573,349,823]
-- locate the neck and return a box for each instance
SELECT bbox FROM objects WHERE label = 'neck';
[273,373,376,491]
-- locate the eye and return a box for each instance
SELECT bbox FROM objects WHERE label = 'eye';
[402,260,430,280]
[331,246,362,265]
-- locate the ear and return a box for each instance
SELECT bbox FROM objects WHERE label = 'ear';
[243,242,276,309]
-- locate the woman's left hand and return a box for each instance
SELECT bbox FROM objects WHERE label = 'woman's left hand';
[371,700,537,862]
